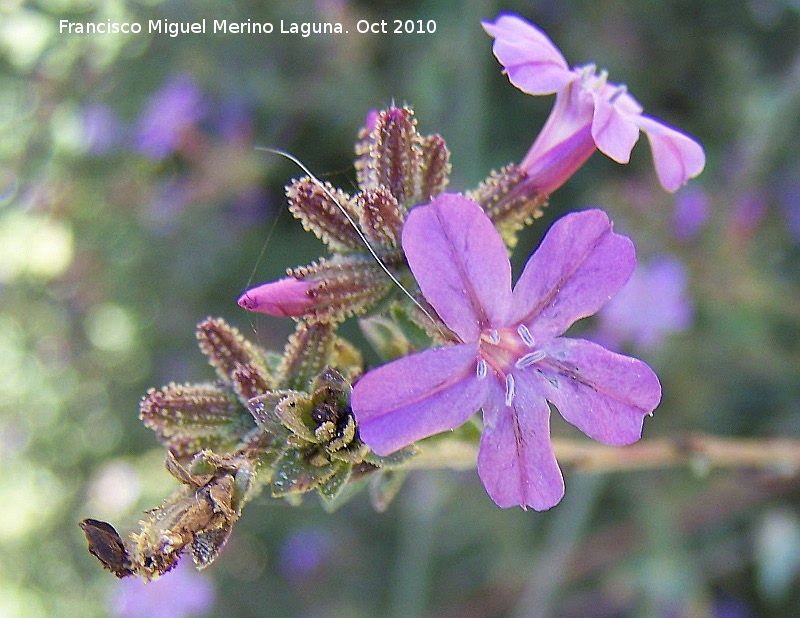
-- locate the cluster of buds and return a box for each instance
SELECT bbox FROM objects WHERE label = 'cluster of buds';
[237,106,548,324]
[80,317,408,580]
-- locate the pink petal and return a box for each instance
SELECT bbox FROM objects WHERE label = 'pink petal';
[511,209,636,339]
[519,83,597,195]
[352,343,486,455]
[477,378,564,510]
[482,14,573,95]
[237,277,314,316]
[591,95,641,163]
[535,337,661,444]
[402,194,512,342]
[635,115,706,192]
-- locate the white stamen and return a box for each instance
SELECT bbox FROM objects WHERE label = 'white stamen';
[504,374,515,407]
[489,329,500,344]
[578,63,597,86]
[476,359,488,379]
[515,350,546,369]
[517,324,535,347]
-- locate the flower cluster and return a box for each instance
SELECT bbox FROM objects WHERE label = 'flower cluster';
[82,12,705,578]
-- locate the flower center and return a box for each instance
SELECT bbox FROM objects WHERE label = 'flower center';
[476,324,546,406]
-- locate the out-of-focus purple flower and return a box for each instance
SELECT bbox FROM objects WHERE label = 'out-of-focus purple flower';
[279,528,334,582]
[712,594,753,618]
[593,255,693,352]
[215,100,254,144]
[81,102,123,154]
[352,194,661,511]
[672,185,710,240]
[110,560,214,618]
[482,13,705,194]
[778,167,800,243]
[134,74,207,160]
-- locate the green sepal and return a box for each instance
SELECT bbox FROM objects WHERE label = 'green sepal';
[274,392,317,442]
[391,304,436,350]
[278,321,336,392]
[231,466,255,513]
[318,475,367,513]
[271,448,336,497]
[286,177,361,253]
[329,440,370,463]
[186,453,218,479]
[466,163,548,250]
[359,314,413,362]
[140,382,255,459]
[369,469,408,512]
[196,317,273,390]
[363,444,419,469]
[246,391,295,437]
[317,460,352,503]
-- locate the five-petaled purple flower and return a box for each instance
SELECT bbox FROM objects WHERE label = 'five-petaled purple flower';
[483,13,706,194]
[351,194,661,510]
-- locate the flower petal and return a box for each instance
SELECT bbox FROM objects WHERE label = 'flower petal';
[352,343,486,455]
[635,115,706,192]
[520,83,597,196]
[536,337,661,444]
[482,14,573,95]
[511,209,636,339]
[403,194,512,341]
[478,377,564,510]
[591,95,641,164]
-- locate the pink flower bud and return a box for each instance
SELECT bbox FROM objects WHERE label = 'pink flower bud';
[237,277,314,317]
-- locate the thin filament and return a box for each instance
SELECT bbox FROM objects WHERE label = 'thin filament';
[256,147,442,329]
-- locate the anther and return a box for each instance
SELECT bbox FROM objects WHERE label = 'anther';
[578,63,598,86]
[505,374,516,407]
[476,359,488,379]
[517,324,535,347]
[515,350,546,369]
[489,329,500,344]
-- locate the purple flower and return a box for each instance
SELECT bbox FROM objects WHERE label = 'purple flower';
[482,13,705,194]
[672,185,710,240]
[110,560,215,618]
[592,255,693,352]
[81,102,123,154]
[351,194,661,510]
[134,74,207,160]
[279,527,334,582]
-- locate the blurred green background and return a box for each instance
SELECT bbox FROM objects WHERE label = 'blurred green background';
[2,0,800,616]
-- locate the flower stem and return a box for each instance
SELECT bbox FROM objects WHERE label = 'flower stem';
[407,434,800,475]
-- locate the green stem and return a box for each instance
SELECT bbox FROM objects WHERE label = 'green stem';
[405,434,800,475]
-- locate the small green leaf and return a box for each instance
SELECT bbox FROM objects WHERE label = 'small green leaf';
[274,392,317,441]
[317,461,352,503]
[246,391,295,436]
[359,314,413,362]
[363,444,418,469]
[391,304,435,351]
[369,469,408,512]
[271,449,335,497]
